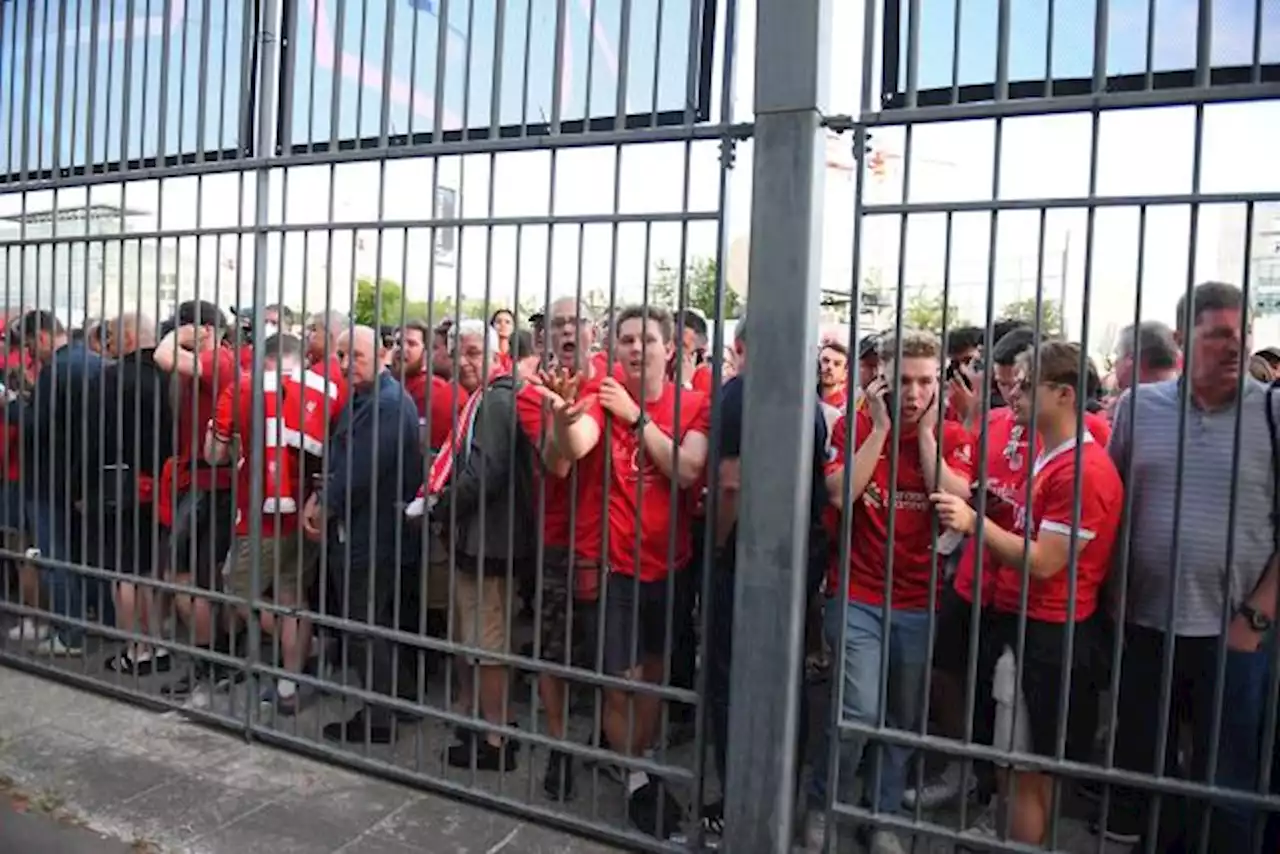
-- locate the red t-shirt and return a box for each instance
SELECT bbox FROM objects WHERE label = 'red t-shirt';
[952,408,1112,606]
[237,345,255,373]
[403,371,469,451]
[176,345,238,491]
[825,411,974,609]
[691,363,714,394]
[991,434,1123,622]
[515,383,572,550]
[588,383,710,581]
[211,383,294,537]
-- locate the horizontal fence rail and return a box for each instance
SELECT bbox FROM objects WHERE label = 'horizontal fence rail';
[0,0,1279,853]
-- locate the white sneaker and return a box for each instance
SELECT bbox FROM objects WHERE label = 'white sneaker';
[34,635,82,656]
[902,761,976,810]
[6,618,48,642]
[869,829,907,854]
[804,809,827,851]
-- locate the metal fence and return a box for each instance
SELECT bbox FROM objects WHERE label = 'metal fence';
[1,0,1279,853]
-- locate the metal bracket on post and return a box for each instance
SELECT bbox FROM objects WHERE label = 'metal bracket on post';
[722,0,831,850]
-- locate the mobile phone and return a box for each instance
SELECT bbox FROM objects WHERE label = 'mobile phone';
[882,391,896,421]
[945,360,973,390]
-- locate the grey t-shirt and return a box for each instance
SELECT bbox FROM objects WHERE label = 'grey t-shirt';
[1109,378,1278,637]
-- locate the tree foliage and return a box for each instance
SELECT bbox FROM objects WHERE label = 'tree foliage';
[651,257,742,319]
[902,292,963,335]
[351,278,496,326]
[1000,297,1064,336]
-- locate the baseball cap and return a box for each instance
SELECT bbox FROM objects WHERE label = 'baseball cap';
[857,334,880,361]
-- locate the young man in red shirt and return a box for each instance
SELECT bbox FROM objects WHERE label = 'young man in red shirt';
[808,330,974,854]
[396,318,468,453]
[933,340,1123,847]
[920,328,1112,814]
[205,334,317,714]
[818,340,851,409]
[550,305,709,838]
[153,300,239,694]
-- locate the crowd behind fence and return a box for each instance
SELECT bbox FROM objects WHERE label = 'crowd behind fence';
[2,0,1280,853]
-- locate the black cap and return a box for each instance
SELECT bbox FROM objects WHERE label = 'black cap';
[858,334,880,361]
[175,300,226,330]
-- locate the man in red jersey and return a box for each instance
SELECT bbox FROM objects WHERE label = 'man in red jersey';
[550,305,708,839]
[516,296,607,801]
[934,340,1123,847]
[153,301,239,695]
[806,330,973,854]
[911,326,1112,815]
[396,318,468,452]
[205,334,316,714]
[818,340,851,409]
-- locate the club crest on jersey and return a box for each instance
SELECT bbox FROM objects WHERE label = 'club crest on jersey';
[1005,425,1025,472]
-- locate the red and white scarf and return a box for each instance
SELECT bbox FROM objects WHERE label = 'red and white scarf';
[406,369,509,517]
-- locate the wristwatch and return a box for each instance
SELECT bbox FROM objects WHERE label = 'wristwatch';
[1238,603,1273,633]
[632,412,650,434]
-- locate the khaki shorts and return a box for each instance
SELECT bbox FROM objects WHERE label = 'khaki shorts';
[222,533,317,603]
[454,569,508,665]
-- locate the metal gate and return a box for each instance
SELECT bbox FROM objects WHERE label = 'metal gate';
[2,0,1280,852]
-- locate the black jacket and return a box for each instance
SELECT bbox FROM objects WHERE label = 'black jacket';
[83,348,175,507]
[321,371,423,570]
[432,375,538,564]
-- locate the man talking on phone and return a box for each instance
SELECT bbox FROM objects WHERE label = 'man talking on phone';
[806,330,974,854]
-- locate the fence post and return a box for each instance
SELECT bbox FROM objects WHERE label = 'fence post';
[722,0,831,850]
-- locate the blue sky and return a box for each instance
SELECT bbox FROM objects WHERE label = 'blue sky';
[0,0,702,173]
[902,0,1278,91]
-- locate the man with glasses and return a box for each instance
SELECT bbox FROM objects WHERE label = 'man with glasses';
[934,340,1123,847]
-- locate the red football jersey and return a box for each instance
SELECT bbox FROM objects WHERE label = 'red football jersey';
[953,408,1111,607]
[991,433,1123,622]
[825,411,975,610]
[588,383,710,582]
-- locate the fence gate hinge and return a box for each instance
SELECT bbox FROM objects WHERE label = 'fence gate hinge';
[719,136,738,170]
[821,114,858,134]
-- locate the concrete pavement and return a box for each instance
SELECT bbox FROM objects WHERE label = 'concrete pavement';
[0,667,620,853]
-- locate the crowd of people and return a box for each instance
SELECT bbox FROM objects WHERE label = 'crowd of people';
[0,281,1278,852]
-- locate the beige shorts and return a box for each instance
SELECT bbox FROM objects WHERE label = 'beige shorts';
[222,533,316,603]
[454,569,508,665]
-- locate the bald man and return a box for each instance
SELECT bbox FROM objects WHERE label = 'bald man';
[88,313,176,674]
[304,325,424,744]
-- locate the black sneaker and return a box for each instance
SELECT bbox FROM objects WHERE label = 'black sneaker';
[671,800,724,849]
[446,738,518,771]
[543,749,577,801]
[581,734,624,784]
[627,780,684,839]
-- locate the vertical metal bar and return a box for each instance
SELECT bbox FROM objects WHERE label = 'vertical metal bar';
[245,0,282,729]
[994,0,1009,102]
[1194,0,1212,90]
[195,0,212,161]
[1094,204,1148,854]
[1148,101,1207,854]
[904,0,920,108]
[1197,204,1256,854]
[1093,0,1109,95]
[613,0,632,129]
[723,0,830,849]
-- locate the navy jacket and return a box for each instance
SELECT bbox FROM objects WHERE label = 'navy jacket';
[321,371,423,569]
[9,342,106,501]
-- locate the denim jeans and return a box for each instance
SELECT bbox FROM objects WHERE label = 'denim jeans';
[809,599,931,814]
[1114,624,1274,852]
[34,500,83,646]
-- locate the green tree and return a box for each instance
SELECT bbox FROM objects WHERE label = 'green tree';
[651,257,742,319]
[352,278,404,325]
[903,292,962,334]
[1000,297,1063,335]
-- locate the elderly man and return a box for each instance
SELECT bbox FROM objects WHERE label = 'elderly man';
[307,326,423,744]
[428,319,539,771]
[1112,320,1180,392]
